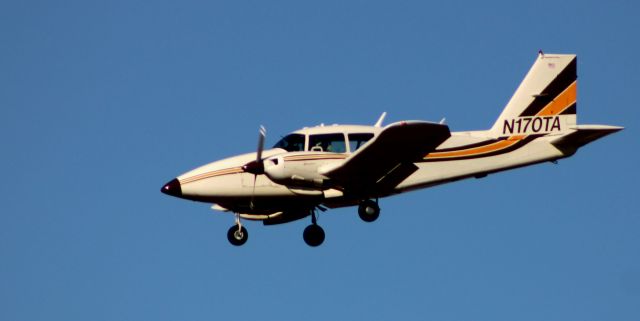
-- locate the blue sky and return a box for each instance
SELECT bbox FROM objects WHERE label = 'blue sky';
[1,0,638,320]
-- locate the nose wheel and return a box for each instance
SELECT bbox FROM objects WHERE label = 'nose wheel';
[358,199,380,222]
[303,210,325,247]
[227,214,248,246]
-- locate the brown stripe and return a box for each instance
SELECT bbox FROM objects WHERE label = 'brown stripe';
[181,167,243,184]
[285,154,347,161]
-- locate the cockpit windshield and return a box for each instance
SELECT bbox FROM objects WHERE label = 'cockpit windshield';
[273,134,305,152]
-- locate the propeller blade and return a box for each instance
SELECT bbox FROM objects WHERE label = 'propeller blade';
[249,126,266,210]
[256,125,266,162]
[250,174,257,210]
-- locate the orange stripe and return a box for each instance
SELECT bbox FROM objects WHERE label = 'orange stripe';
[536,81,577,116]
[425,137,522,159]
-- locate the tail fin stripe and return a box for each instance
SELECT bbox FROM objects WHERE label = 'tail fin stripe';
[519,58,577,117]
[536,80,577,116]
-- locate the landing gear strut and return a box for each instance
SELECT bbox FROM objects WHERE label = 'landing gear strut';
[358,199,380,222]
[303,210,325,247]
[227,214,248,246]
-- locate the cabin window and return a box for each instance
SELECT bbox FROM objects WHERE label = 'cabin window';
[348,133,374,152]
[273,134,305,152]
[308,134,346,153]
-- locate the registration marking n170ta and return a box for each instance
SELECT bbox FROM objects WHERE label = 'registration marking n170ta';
[503,116,561,135]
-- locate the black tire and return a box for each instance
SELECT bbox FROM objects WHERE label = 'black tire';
[303,224,325,247]
[227,225,248,246]
[358,200,380,222]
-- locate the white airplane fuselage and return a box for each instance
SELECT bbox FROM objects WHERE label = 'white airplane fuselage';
[164,121,619,221]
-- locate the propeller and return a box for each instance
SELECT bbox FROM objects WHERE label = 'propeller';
[242,126,266,209]
[242,126,266,175]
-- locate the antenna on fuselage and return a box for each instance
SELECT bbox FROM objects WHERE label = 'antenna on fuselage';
[374,112,387,127]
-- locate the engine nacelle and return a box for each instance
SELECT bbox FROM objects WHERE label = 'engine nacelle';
[263,156,328,189]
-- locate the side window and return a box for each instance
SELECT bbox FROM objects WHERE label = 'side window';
[308,134,347,153]
[348,133,374,152]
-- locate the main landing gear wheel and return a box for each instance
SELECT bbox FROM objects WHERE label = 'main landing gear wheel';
[227,224,248,246]
[358,199,380,222]
[303,224,325,247]
[303,210,325,247]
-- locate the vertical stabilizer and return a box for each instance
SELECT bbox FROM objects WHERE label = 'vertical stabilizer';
[490,53,577,137]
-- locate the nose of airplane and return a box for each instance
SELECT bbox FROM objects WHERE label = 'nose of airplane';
[161,178,182,197]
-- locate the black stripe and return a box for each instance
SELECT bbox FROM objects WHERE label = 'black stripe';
[434,139,500,153]
[422,135,543,162]
[520,58,577,117]
[560,102,577,115]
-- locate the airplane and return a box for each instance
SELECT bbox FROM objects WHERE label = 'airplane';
[161,52,622,247]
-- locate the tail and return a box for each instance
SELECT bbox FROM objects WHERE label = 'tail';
[489,52,577,138]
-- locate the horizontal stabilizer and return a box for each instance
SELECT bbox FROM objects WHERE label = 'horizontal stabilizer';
[551,125,623,155]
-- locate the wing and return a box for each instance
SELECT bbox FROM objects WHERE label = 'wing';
[321,121,450,194]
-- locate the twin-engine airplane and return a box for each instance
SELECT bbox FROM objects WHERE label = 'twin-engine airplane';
[161,53,621,247]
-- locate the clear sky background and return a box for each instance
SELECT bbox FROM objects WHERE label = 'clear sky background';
[1,1,638,320]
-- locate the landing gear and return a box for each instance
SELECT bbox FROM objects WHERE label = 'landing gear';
[303,210,325,247]
[227,214,248,246]
[358,199,380,222]
[303,225,325,247]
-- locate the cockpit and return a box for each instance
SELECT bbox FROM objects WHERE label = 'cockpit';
[273,132,374,153]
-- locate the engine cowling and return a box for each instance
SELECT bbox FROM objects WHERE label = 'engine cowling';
[263,156,328,189]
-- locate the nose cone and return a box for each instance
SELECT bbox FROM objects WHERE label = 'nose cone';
[161,178,182,197]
